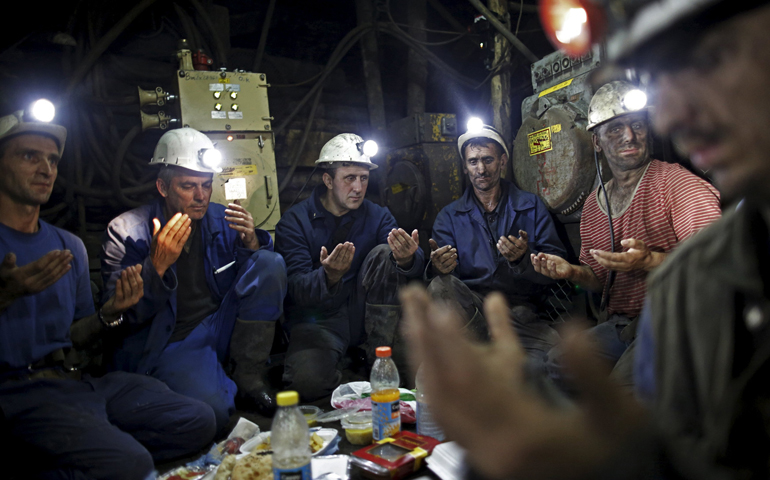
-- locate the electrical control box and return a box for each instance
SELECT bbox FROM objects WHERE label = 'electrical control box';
[175,70,280,234]
[176,70,272,131]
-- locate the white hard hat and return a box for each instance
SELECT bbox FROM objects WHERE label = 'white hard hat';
[457,124,509,159]
[150,127,222,173]
[0,110,67,157]
[587,81,648,131]
[314,133,378,170]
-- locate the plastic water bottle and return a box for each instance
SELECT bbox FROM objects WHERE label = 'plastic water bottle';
[370,346,400,441]
[415,365,445,441]
[271,391,312,480]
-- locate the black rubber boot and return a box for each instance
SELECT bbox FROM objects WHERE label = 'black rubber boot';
[229,319,277,417]
[362,303,411,386]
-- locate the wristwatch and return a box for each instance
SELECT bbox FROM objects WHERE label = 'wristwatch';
[98,308,124,328]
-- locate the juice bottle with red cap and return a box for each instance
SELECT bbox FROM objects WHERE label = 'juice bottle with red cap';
[370,346,400,441]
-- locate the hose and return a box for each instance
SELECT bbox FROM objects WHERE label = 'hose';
[273,24,373,136]
[65,0,158,97]
[252,0,277,73]
[111,125,145,207]
[466,0,539,63]
[188,0,229,67]
[278,87,324,194]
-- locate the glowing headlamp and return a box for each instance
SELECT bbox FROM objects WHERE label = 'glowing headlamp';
[622,89,648,111]
[539,0,604,56]
[28,99,56,123]
[466,117,484,134]
[362,140,378,158]
[200,148,222,172]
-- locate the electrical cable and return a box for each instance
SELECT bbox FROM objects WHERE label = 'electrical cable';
[388,22,475,36]
[278,87,324,194]
[65,0,158,97]
[286,165,319,212]
[515,0,524,36]
[273,24,373,136]
[111,125,145,208]
[379,23,479,88]
[271,72,322,88]
[594,148,616,312]
[252,0,277,73]
[385,0,468,46]
[188,0,229,68]
[466,0,539,63]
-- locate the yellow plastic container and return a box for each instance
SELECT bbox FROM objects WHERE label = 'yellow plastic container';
[341,412,373,445]
[299,405,321,427]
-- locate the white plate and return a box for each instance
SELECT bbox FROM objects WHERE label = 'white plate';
[240,428,339,457]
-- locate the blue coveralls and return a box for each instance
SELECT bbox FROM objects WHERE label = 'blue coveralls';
[429,179,567,356]
[101,200,287,431]
[276,184,424,399]
[0,221,216,480]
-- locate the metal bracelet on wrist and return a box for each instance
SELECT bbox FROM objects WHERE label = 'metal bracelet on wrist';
[98,308,124,328]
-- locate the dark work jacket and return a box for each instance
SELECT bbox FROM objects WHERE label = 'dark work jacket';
[430,179,566,308]
[643,202,770,478]
[275,184,424,330]
[101,199,274,375]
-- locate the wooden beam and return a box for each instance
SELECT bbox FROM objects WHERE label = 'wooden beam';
[490,0,512,176]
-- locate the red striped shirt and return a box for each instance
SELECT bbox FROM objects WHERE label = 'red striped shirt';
[579,160,721,316]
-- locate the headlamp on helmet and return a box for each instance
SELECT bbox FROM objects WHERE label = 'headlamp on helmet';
[457,122,509,159]
[466,117,484,134]
[314,133,379,170]
[27,99,56,123]
[200,148,222,172]
[361,140,378,158]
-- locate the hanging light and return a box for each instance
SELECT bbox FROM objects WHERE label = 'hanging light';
[539,0,605,56]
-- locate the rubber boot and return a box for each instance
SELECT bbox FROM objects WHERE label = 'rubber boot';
[229,319,277,416]
[363,303,410,386]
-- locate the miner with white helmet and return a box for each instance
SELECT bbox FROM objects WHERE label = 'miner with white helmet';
[531,80,721,388]
[0,109,216,478]
[101,127,287,431]
[276,133,424,400]
[426,122,566,366]
[401,0,770,478]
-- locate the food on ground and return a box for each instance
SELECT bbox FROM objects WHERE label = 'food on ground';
[223,437,246,454]
[214,455,237,480]
[231,452,274,480]
[252,432,326,454]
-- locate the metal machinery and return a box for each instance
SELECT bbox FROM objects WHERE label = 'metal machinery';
[383,113,463,251]
[138,41,281,234]
[511,46,607,321]
[513,45,606,221]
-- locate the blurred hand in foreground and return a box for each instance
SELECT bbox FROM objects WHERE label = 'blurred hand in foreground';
[399,285,647,480]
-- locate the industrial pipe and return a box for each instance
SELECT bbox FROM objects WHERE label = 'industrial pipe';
[467,0,539,63]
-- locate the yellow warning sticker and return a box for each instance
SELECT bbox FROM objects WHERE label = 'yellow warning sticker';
[390,183,411,195]
[219,165,258,177]
[551,124,562,133]
[538,78,573,98]
[218,78,231,84]
[528,127,553,156]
